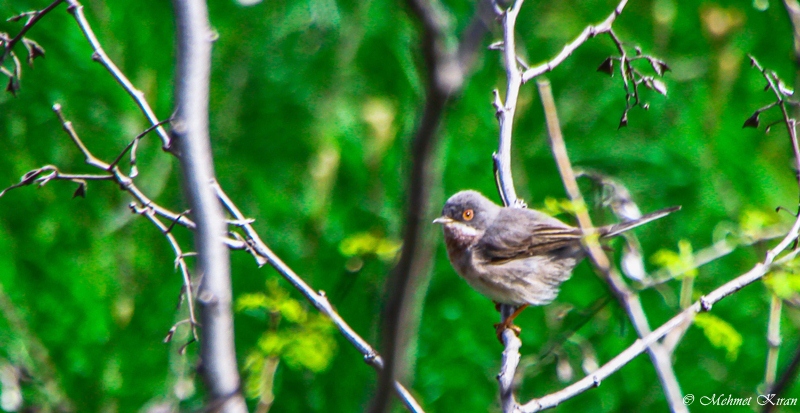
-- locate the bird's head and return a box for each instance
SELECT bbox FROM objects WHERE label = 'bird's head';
[433,190,500,246]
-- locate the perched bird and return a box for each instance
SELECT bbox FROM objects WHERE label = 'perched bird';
[433,190,679,338]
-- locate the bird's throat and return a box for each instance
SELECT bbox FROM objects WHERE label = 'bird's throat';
[443,223,479,250]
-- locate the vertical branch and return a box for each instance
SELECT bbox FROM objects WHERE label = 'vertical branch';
[537,79,686,413]
[490,2,528,411]
[784,0,800,66]
[171,0,246,411]
[492,0,525,208]
[764,294,782,388]
[374,0,468,411]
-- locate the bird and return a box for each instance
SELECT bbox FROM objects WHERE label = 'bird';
[433,190,679,340]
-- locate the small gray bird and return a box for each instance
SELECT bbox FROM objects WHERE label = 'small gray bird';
[433,190,679,337]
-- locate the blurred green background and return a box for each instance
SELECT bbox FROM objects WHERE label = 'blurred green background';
[1,0,800,411]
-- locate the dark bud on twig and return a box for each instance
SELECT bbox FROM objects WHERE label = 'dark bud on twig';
[597,57,614,76]
[743,111,760,128]
[6,77,18,96]
[72,180,86,198]
[6,12,33,23]
[648,58,670,76]
[22,38,45,67]
[618,111,628,129]
[164,325,177,343]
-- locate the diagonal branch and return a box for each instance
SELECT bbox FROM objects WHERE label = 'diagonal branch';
[520,0,628,82]
[537,79,686,412]
[64,0,171,149]
[213,183,426,413]
[522,216,800,412]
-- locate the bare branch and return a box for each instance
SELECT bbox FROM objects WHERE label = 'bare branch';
[521,0,628,82]
[537,79,686,412]
[64,0,171,149]
[171,0,245,411]
[492,0,525,209]
[523,237,800,412]
[764,294,782,388]
[373,0,474,410]
[130,203,199,343]
[213,183,426,413]
[0,0,64,65]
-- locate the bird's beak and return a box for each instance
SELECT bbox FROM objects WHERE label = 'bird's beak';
[432,216,454,225]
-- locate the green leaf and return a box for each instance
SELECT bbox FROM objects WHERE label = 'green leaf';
[694,313,743,361]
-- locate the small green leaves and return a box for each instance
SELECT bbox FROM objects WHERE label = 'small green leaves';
[651,239,697,279]
[237,279,338,403]
[693,313,743,361]
[339,231,401,262]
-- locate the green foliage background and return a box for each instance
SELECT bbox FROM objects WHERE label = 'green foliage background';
[1,0,800,411]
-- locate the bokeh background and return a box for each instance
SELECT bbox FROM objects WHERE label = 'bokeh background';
[1,0,800,411]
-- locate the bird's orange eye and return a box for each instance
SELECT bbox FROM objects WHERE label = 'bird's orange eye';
[462,209,474,221]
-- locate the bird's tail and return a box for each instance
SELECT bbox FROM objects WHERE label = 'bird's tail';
[600,206,681,238]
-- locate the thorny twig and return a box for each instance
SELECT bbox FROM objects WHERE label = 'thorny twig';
[0,105,206,348]
[0,0,63,94]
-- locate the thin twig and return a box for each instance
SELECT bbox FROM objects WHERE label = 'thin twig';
[0,0,65,64]
[131,203,200,342]
[520,0,628,82]
[64,0,171,149]
[212,183,425,413]
[492,0,525,209]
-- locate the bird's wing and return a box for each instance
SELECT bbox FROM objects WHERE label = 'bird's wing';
[476,208,582,264]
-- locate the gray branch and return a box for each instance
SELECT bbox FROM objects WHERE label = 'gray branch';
[171,0,246,411]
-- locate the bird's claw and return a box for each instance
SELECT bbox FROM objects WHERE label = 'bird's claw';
[494,321,521,343]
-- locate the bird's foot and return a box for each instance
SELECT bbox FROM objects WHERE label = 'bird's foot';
[494,321,521,343]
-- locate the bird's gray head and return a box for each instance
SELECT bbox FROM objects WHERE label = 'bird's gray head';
[433,190,501,235]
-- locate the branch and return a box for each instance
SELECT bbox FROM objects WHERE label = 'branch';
[64,0,171,149]
[213,183,426,413]
[170,0,246,411]
[537,79,686,412]
[764,294,782,388]
[784,0,800,65]
[492,0,525,209]
[373,0,472,410]
[0,0,64,64]
[520,0,628,82]
[523,228,800,412]
[130,203,199,346]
